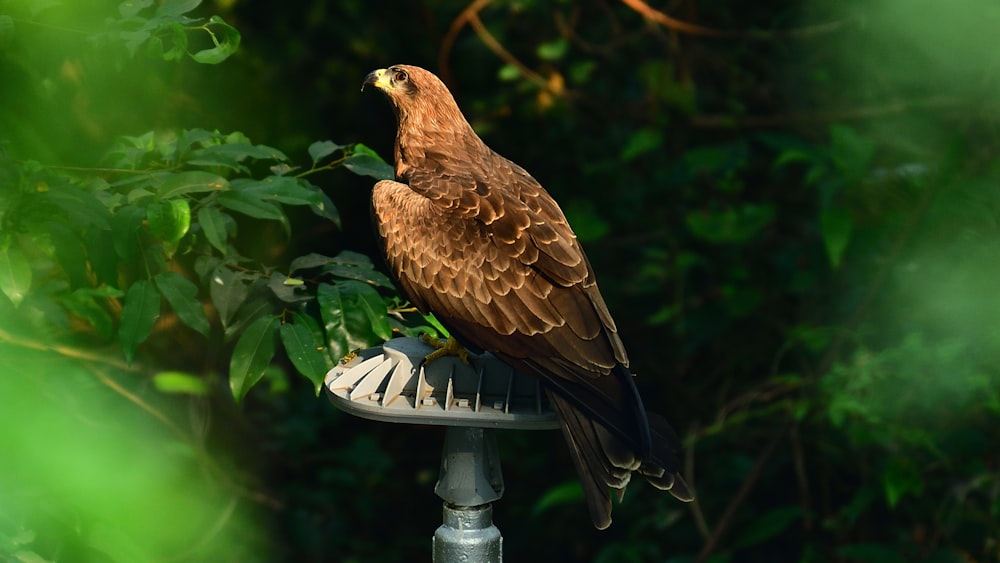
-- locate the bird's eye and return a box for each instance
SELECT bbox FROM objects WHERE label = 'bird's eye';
[393,69,408,83]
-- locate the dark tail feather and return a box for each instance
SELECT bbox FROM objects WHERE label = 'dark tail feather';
[546,391,693,529]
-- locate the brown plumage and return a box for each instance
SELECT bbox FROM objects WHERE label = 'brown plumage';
[362,64,693,529]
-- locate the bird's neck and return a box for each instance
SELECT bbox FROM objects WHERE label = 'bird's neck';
[395,105,487,177]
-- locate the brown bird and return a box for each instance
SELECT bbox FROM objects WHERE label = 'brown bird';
[362,64,692,529]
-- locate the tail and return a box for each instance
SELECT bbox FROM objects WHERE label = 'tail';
[546,387,693,530]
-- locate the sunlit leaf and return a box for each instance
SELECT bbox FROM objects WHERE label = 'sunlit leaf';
[229,315,277,403]
[147,199,191,245]
[279,312,334,394]
[153,371,209,395]
[119,280,161,364]
[0,242,31,307]
[155,272,210,337]
[190,16,241,64]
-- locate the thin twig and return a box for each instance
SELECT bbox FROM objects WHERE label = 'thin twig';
[439,0,495,86]
[685,424,711,540]
[0,327,139,372]
[696,424,790,562]
[790,424,813,530]
[439,0,568,100]
[620,0,853,40]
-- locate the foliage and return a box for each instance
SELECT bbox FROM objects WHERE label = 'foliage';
[2,0,1000,562]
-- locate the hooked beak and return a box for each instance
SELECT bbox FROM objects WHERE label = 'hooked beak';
[361,68,387,92]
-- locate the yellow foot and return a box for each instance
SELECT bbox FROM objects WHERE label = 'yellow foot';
[420,334,470,365]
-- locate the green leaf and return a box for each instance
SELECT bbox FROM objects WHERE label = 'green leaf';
[344,145,394,180]
[317,283,349,361]
[339,279,392,343]
[290,253,337,273]
[267,271,310,303]
[119,0,153,18]
[0,242,32,307]
[190,16,241,64]
[562,199,609,242]
[209,265,251,328]
[119,280,161,364]
[62,288,117,340]
[155,272,210,337]
[731,506,803,549]
[321,263,395,289]
[48,221,88,288]
[829,124,875,181]
[44,183,112,230]
[233,176,322,206]
[156,171,229,199]
[836,544,908,563]
[217,190,285,221]
[685,204,775,244]
[308,140,345,164]
[155,0,202,17]
[186,143,288,170]
[223,293,272,342]
[147,199,191,244]
[310,185,342,228]
[820,206,852,269]
[197,206,231,254]
[153,371,208,395]
[536,37,569,61]
[882,457,924,508]
[111,205,149,261]
[532,481,583,516]
[280,312,335,394]
[229,315,278,403]
[621,128,663,161]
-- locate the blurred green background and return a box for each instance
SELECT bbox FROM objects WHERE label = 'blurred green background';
[1,0,999,561]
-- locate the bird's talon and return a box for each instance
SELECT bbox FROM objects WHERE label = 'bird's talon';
[420,334,469,365]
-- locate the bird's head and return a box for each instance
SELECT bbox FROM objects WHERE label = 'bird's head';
[362,65,419,97]
[362,64,469,129]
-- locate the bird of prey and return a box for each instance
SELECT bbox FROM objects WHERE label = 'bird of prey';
[362,64,692,529]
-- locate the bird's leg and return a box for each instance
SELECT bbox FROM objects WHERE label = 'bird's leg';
[420,333,470,365]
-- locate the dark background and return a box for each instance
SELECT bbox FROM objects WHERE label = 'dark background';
[1,0,999,561]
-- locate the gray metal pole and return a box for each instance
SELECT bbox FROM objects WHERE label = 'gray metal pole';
[432,427,504,562]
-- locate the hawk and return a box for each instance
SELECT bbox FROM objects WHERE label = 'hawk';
[363,64,692,529]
